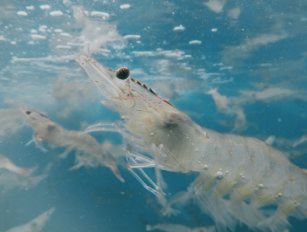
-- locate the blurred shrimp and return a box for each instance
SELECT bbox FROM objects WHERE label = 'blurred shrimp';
[21,107,124,182]
[0,154,32,176]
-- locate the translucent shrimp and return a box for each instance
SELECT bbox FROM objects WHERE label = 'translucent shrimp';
[5,207,55,232]
[76,55,307,232]
[0,154,32,176]
[0,154,43,194]
[21,107,124,182]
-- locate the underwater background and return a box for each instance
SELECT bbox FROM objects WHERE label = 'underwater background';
[0,0,306,231]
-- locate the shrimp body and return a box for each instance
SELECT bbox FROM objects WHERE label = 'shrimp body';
[21,108,124,182]
[76,55,307,231]
[124,103,307,231]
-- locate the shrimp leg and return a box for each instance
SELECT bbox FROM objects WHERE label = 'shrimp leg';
[126,151,166,196]
[26,134,48,153]
[126,150,174,213]
[128,167,161,196]
[126,151,162,195]
[154,160,172,214]
[58,146,74,159]
[126,151,156,169]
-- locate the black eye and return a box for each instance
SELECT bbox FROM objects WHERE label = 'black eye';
[25,111,31,115]
[116,67,130,80]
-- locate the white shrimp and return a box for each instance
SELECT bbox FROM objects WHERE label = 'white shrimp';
[21,107,125,182]
[76,55,307,232]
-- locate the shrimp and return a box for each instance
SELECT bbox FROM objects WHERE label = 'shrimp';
[5,207,55,232]
[76,55,307,232]
[0,154,32,176]
[21,108,124,182]
[0,154,43,194]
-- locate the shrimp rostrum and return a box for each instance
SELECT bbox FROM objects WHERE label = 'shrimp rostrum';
[76,55,307,232]
[21,108,124,182]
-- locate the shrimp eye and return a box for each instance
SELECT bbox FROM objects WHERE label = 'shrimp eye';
[25,111,31,115]
[116,67,130,80]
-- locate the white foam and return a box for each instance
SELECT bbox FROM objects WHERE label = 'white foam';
[60,32,71,37]
[31,34,47,40]
[26,6,35,11]
[120,4,131,10]
[39,25,48,32]
[173,24,185,32]
[211,28,218,32]
[208,88,229,110]
[50,10,64,17]
[124,34,141,40]
[54,28,63,33]
[56,45,71,49]
[17,11,28,16]
[40,5,51,11]
[30,29,38,34]
[133,49,186,59]
[189,40,202,45]
[90,11,110,19]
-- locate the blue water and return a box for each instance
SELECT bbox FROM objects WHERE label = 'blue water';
[0,0,306,231]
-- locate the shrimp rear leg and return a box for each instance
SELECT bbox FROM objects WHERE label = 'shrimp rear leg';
[125,150,161,195]
[128,166,162,196]
[127,165,177,214]
[126,148,178,215]
[126,151,167,203]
